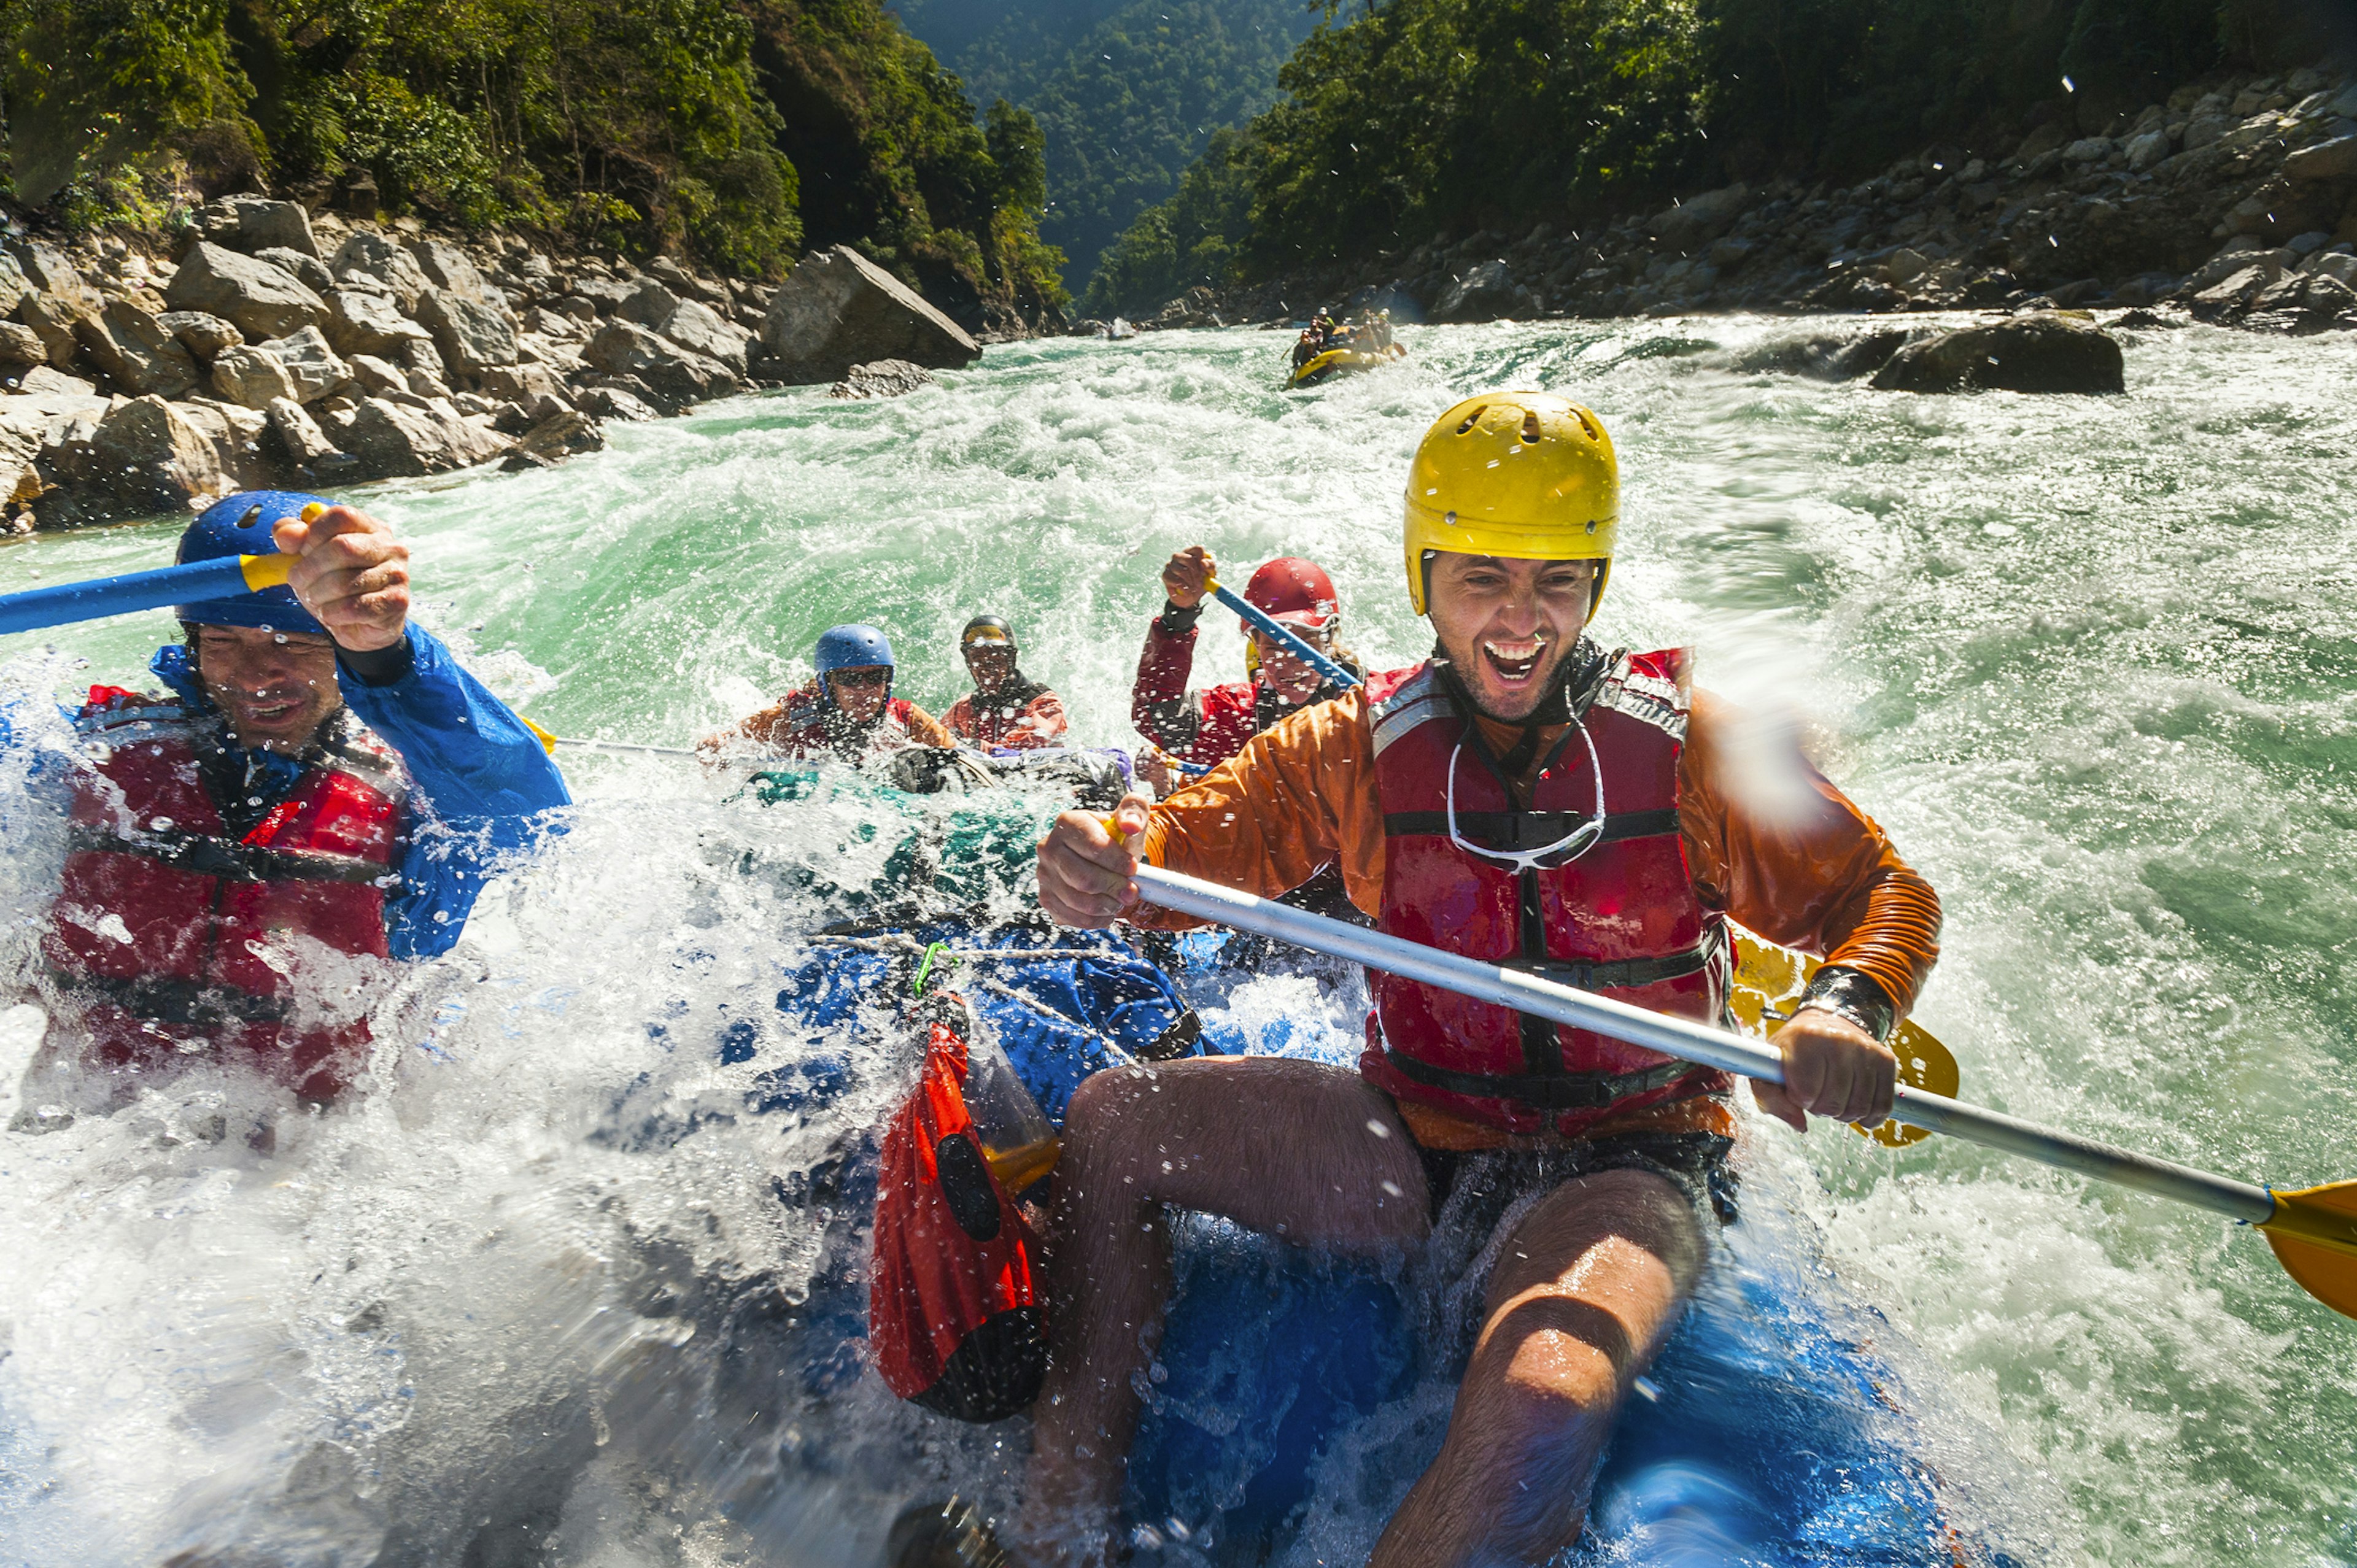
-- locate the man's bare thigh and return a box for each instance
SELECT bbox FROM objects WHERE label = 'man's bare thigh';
[1061,1055,1430,1250]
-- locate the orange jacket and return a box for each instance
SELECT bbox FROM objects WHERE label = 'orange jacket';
[945,684,1067,750]
[706,686,954,759]
[1138,681,1940,1019]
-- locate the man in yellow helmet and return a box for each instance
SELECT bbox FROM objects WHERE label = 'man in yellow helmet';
[1021,392,1942,1566]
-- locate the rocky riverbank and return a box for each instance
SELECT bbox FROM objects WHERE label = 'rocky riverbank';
[0,203,987,534]
[1131,65,2357,341]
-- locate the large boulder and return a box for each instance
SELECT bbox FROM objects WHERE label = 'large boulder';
[15,292,91,368]
[210,343,300,409]
[189,196,320,259]
[7,242,85,298]
[330,396,511,479]
[415,286,520,377]
[759,245,980,382]
[172,398,275,491]
[256,245,335,293]
[156,311,242,361]
[2285,136,2357,183]
[72,298,199,398]
[0,321,46,367]
[408,239,490,300]
[266,396,349,472]
[55,395,227,517]
[2240,272,2357,333]
[164,242,328,341]
[323,287,431,358]
[582,320,735,409]
[617,280,749,374]
[1431,260,1527,323]
[1868,313,2125,394]
[331,233,432,313]
[0,253,29,318]
[257,325,350,404]
[1651,183,1752,252]
[0,401,48,509]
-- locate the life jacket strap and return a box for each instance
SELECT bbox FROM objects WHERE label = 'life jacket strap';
[68,825,398,888]
[1380,1046,1704,1112]
[1381,806,1680,850]
[53,971,293,1027]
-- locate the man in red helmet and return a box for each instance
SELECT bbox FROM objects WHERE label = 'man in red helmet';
[1131,547,1360,792]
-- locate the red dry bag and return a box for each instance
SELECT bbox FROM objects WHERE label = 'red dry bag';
[870,1018,1050,1422]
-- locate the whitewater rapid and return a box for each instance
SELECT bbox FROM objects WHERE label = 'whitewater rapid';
[0,315,2351,1566]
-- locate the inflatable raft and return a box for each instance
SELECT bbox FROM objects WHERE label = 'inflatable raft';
[729,777,2002,1566]
[1286,344,1406,390]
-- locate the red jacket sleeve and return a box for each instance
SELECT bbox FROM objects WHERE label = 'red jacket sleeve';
[1134,617,1203,754]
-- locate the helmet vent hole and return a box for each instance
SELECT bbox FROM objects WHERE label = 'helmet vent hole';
[1575,411,1600,442]
[1520,412,1541,444]
[1455,406,1486,435]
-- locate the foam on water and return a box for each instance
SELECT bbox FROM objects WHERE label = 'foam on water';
[1,315,2353,1565]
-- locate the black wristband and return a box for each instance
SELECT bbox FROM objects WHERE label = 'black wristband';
[1795,965,1897,1043]
[336,633,415,689]
[1155,600,1202,635]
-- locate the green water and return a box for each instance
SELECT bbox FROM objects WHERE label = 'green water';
[0,318,2352,1564]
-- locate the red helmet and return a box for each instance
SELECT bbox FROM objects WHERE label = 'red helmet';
[1244,557,1339,630]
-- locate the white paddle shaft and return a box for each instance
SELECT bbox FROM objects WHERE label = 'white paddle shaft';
[1132,864,2275,1225]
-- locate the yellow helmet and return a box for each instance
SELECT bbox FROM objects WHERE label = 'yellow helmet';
[1401,391,1619,619]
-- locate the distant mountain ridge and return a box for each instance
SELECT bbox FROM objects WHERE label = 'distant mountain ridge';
[894,0,1313,293]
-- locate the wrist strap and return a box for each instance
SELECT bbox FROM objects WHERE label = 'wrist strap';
[1156,600,1202,635]
[1795,965,1897,1043]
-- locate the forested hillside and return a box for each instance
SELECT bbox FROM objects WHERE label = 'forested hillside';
[0,0,1066,326]
[896,0,1311,295]
[1090,0,2351,314]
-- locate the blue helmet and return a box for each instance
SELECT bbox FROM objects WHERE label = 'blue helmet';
[175,490,330,634]
[813,623,895,693]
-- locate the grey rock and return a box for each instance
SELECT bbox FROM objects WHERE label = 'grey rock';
[582,320,734,409]
[617,280,749,374]
[649,256,729,308]
[473,362,565,404]
[2181,249,2291,295]
[509,408,605,463]
[2063,136,2116,163]
[0,400,48,509]
[2240,272,2357,332]
[0,322,45,366]
[256,246,335,293]
[257,325,349,404]
[72,298,199,398]
[323,288,431,357]
[2124,129,2173,172]
[415,287,520,377]
[408,239,490,301]
[58,395,228,517]
[1653,184,1752,252]
[2286,136,2357,182]
[395,338,454,399]
[173,398,274,490]
[1432,260,1523,323]
[2181,114,2235,151]
[346,354,411,396]
[156,311,242,360]
[15,292,91,368]
[2304,251,2357,286]
[12,366,98,401]
[192,196,319,259]
[331,233,432,312]
[1737,328,1925,381]
[7,242,84,298]
[568,278,636,316]
[2111,272,2185,307]
[0,254,28,317]
[164,242,327,341]
[1869,313,2125,394]
[266,396,346,469]
[759,245,981,383]
[337,396,511,479]
[575,382,661,422]
[828,358,937,400]
[2188,265,2278,320]
[210,343,300,409]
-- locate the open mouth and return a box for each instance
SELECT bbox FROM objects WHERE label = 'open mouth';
[1480,637,1549,689]
[239,695,303,725]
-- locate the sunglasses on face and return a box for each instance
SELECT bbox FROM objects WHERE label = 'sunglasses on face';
[830,668,892,689]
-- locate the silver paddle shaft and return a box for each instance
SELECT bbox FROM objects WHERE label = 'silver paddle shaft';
[1133,865,2275,1225]
[555,738,702,760]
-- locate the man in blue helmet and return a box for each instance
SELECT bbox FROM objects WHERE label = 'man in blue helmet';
[703,623,953,762]
[15,490,569,1118]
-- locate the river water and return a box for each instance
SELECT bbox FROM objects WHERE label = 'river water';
[0,317,2350,1567]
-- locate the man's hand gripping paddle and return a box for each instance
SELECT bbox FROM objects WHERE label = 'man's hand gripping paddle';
[1202,574,1360,693]
[1124,860,2357,1321]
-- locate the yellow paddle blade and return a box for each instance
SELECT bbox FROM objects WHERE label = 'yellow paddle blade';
[1732,931,1960,1149]
[2259,1181,2357,1321]
[519,714,560,754]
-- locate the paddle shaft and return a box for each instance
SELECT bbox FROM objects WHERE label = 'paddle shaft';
[554,737,702,759]
[1207,581,1360,692]
[1132,865,2277,1226]
[0,554,291,637]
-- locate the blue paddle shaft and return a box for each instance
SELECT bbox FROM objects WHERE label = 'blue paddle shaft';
[1210,583,1359,691]
[1130,863,2278,1225]
[0,555,258,636]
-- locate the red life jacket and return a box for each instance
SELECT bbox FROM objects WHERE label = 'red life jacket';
[42,687,406,1105]
[772,692,927,760]
[1356,652,1732,1137]
[869,1016,1048,1422]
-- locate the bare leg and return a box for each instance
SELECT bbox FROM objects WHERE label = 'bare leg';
[1371,1167,1703,1567]
[1016,1056,1428,1565]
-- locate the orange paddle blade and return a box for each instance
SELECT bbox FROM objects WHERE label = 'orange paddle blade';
[2261,1181,2357,1321]
[1732,932,1959,1149]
